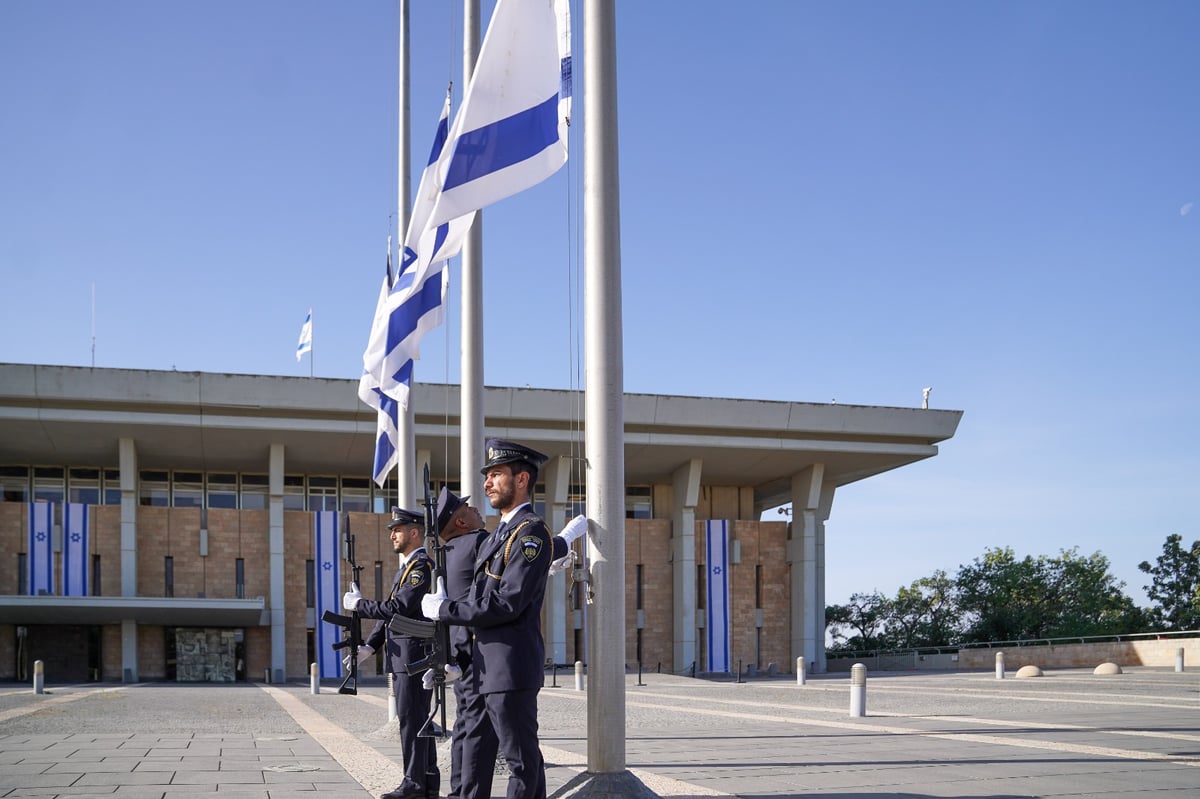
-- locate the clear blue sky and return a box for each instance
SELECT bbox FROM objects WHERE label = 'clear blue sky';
[2,1,1196,608]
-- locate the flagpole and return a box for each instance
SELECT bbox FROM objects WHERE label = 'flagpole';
[396,0,417,510]
[460,0,485,505]
[90,282,96,368]
[584,0,630,780]
[310,308,314,377]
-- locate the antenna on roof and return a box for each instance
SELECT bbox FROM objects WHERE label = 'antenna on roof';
[91,282,96,368]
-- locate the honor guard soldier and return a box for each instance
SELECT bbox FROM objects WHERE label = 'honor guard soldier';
[344,507,440,799]
[422,439,566,799]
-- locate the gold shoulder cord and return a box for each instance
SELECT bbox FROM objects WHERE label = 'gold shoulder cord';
[389,558,421,600]
[484,519,535,579]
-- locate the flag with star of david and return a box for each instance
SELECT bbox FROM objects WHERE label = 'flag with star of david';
[63,503,90,596]
[27,501,54,596]
[705,519,731,673]
[314,511,343,679]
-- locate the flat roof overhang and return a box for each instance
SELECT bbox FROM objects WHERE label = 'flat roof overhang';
[0,595,268,627]
[0,364,964,512]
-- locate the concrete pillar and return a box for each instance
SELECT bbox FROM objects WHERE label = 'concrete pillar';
[543,455,572,665]
[787,465,832,674]
[671,459,701,673]
[118,438,139,683]
[269,444,287,682]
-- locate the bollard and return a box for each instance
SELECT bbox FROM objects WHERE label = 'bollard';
[574,660,585,691]
[849,663,866,717]
[551,663,558,688]
[310,662,319,694]
[388,673,397,722]
[736,659,742,684]
[33,659,44,694]
[995,651,1005,680]
[1176,647,1185,673]
[638,661,644,686]
[263,668,271,684]
[796,657,807,686]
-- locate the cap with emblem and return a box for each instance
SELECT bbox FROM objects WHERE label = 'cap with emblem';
[436,487,469,533]
[387,506,423,530]
[479,438,549,475]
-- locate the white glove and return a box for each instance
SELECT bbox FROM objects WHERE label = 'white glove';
[548,552,574,576]
[558,514,589,545]
[342,582,363,611]
[421,663,463,690]
[341,644,374,670]
[421,577,447,620]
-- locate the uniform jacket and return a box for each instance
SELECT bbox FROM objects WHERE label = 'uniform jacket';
[359,547,435,676]
[438,503,556,693]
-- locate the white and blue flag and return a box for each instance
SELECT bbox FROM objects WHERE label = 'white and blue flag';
[360,0,571,413]
[359,246,401,487]
[705,520,731,673]
[27,501,54,596]
[296,308,313,362]
[63,502,90,596]
[314,511,343,680]
[428,0,572,229]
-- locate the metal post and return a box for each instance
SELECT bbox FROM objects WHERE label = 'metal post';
[995,651,1005,680]
[263,668,271,684]
[797,656,806,686]
[574,660,585,692]
[849,663,866,717]
[310,662,319,694]
[33,659,44,694]
[1176,647,1185,673]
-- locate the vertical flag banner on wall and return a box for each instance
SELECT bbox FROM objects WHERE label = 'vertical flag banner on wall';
[27,502,54,596]
[63,502,90,596]
[705,520,732,673]
[313,511,343,680]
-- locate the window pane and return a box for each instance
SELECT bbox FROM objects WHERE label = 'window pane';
[207,473,238,509]
[140,471,169,507]
[102,469,121,505]
[1,466,30,503]
[341,477,370,512]
[33,466,64,504]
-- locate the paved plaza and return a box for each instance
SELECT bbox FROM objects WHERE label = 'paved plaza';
[1,667,1197,798]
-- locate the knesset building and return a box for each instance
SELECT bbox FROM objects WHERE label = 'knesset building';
[0,363,961,683]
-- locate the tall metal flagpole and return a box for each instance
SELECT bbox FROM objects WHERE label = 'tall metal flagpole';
[396,0,417,510]
[460,0,485,505]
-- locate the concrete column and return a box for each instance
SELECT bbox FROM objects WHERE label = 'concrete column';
[543,455,572,665]
[787,465,832,674]
[118,438,139,682]
[269,444,287,682]
[671,459,701,673]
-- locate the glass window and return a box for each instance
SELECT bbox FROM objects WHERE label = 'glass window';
[341,477,370,512]
[305,559,315,608]
[32,466,64,504]
[92,554,102,595]
[1,466,30,503]
[17,553,27,594]
[235,558,245,599]
[69,467,101,504]
[207,473,238,509]
[241,474,269,510]
[626,486,652,519]
[165,555,174,597]
[140,471,170,507]
[284,475,306,511]
[307,476,337,512]
[102,469,121,505]
[173,471,203,508]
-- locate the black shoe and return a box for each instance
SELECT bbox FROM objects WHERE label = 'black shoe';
[381,788,427,799]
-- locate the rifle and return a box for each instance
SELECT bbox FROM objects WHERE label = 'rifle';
[387,464,450,738]
[320,512,364,695]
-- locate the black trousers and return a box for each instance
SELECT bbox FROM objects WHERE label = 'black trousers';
[395,671,439,795]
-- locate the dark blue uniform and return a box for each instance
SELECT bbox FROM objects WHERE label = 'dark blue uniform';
[437,502,554,799]
[360,548,439,799]
[443,526,567,799]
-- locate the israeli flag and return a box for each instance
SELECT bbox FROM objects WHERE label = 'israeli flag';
[705,520,731,673]
[428,0,572,229]
[314,511,343,680]
[27,502,54,596]
[361,0,571,412]
[296,308,313,362]
[63,502,90,596]
[359,248,401,487]
[361,96,473,411]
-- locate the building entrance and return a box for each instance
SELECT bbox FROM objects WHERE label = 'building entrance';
[168,628,245,682]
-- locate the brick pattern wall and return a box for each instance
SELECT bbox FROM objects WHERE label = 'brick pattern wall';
[94,505,121,595]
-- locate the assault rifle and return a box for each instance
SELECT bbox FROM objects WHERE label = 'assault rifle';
[320,513,364,695]
[387,465,450,738]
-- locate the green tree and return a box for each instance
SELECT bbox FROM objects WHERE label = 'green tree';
[1139,534,1200,631]
[955,546,1139,643]
[890,571,960,648]
[825,591,889,651]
